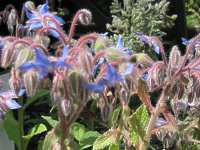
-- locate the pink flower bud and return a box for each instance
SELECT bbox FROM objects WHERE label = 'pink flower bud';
[23,70,39,96]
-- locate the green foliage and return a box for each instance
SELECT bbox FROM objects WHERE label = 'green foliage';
[93,129,120,150]
[107,0,176,54]
[42,116,58,128]
[23,123,47,150]
[186,0,200,28]
[3,111,21,150]
[42,127,62,150]
[70,122,87,142]
[128,105,149,145]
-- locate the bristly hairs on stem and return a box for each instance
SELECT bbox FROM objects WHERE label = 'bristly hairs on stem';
[38,26,68,45]
[76,33,98,48]
[174,33,200,77]
[67,9,92,44]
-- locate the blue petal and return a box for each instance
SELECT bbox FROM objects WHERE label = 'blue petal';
[19,62,38,72]
[6,99,21,109]
[23,5,35,19]
[152,44,160,54]
[34,48,51,66]
[38,68,49,79]
[29,22,43,31]
[39,1,49,14]
[181,37,189,45]
[104,64,122,86]
[61,45,69,58]
[116,35,123,49]
[123,63,134,76]
[53,60,71,69]
[83,80,106,93]
[18,89,26,97]
[136,32,148,43]
[141,72,148,81]
[53,15,65,24]
[48,29,60,39]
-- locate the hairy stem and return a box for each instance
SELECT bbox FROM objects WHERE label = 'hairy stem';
[140,84,170,150]
[39,26,68,45]
[18,100,25,150]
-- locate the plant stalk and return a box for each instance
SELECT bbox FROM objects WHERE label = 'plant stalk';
[139,84,170,150]
[18,106,25,150]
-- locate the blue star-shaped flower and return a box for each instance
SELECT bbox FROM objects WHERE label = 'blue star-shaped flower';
[103,63,123,86]
[136,33,160,54]
[23,0,65,39]
[83,80,106,93]
[19,46,70,79]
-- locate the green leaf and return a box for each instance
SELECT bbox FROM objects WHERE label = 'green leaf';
[23,123,47,149]
[42,127,61,150]
[79,131,100,150]
[37,140,44,150]
[128,105,149,145]
[109,107,121,127]
[42,116,58,127]
[0,125,15,150]
[70,122,86,141]
[93,129,120,150]
[109,144,120,150]
[3,111,21,150]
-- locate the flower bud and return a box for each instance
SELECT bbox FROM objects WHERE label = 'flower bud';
[34,34,50,48]
[23,70,39,96]
[1,43,15,68]
[78,9,92,26]
[52,71,66,101]
[94,36,111,52]
[15,47,34,68]
[9,67,21,95]
[60,99,71,117]
[78,51,93,77]
[67,70,89,103]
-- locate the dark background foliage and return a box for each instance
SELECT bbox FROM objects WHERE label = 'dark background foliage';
[0,0,192,46]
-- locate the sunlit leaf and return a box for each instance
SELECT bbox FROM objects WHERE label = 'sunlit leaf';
[128,105,149,145]
[3,111,21,150]
[93,129,120,150]
[42,116,58,128]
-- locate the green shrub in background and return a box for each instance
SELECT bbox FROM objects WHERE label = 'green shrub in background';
[186,0,200,29]
[107,0,177,54]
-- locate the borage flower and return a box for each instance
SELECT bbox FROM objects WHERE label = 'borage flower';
[0,91,21,112]
[84,63,122,93]
[136,33,161,54]
[19,46,70,79]
[23,0,65,38]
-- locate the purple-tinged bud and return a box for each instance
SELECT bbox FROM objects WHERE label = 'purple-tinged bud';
[52,71,66,100]
[23,70,39,96]
[78,9,92,26]
[1,43,16,68]
[15,47,34,68]
[67,70,89,102]
[78,51,93,77]
[9,67,21,95]
[60,99,71,117]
